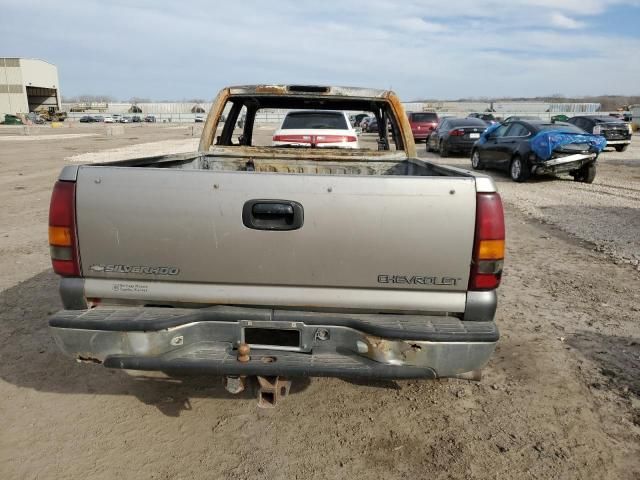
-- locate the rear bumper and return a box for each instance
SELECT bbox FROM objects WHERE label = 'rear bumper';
[412,131,431,140]
[534,153,597,174]
[49,306,498,380]
[604,139,631,145]
[446,139,477,152]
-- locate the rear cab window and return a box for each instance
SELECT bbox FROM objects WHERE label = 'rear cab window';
[281,111,348,130]
[410,113,438,123]
[212,92,407,153]
[537,123,586,134]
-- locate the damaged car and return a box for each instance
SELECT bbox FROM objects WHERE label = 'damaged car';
[470,120,606,183]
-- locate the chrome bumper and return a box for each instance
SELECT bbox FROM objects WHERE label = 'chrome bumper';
[49,306,498,379]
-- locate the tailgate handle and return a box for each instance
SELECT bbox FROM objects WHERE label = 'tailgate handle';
[242,200,304,231]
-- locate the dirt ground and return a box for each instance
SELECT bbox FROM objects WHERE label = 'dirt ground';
[0,124,639,480]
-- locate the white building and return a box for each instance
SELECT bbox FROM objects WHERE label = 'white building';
[0,58,61,116]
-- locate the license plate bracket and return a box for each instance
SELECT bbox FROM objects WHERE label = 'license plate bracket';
[239,320,305,351]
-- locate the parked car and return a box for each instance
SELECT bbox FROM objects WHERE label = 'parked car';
[103,116,115,123]
[47,84,503,398]
[1,114,23,125]
[468,113,497,125]
[119,116,131,123]
[364,118,378,133]
[567,115,633,152]
[195,115,205,123]
[351,113,369,128]
[359,116,374,130]
[93,115,105,122]
[112,114,122,121]
[272,110,358,148]
[471,120,605,183]
[407,112,438,142]
[131,115,142,123]
[503,116,542,123]
[426,117,487,157]
[144,115,156,123]
[79,116,95,123]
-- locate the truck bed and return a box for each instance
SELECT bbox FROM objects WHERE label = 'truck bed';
[86,150,464,177]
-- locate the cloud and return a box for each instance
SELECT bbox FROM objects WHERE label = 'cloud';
[1,0,639,100]
[392,18,448,33]
[550,12,585,29]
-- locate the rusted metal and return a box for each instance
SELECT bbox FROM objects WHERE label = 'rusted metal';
[76,354,102,364]
[386,91,417,158]
[253,85,288,95]
[224,375,246,394]
[237,343,250,362]
[256,375,291,408]
[361,334,428,365]
[207,145,407,161]
[199,87,230,152]
[199,85,417,157]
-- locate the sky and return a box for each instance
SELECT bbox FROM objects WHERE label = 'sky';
[2,0,640,101]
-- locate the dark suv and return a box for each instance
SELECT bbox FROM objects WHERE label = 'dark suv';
[568,115,632,152]
[407,112,438,142]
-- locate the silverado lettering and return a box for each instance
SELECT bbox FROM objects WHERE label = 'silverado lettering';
[90,264,179,275]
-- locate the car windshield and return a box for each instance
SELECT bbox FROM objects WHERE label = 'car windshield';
[411,113,437,122]
[449,118,487,127]
[593,116,625,123]
[281,111,348,130]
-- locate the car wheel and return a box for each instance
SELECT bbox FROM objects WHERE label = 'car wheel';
[440,140,449,157]
[509,155,530,182]
[573,163,596,183]
[426,137,433,152]
[471,149,484,170]
[615,145,629,152]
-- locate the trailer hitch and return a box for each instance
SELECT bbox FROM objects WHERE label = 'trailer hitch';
[256,376,291,408]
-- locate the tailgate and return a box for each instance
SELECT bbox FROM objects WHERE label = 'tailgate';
[75,167,476,293]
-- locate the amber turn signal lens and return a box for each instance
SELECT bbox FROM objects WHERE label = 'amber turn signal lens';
[477,239,505,260]
[48,226,72,247]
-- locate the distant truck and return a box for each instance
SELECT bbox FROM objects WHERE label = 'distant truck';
[47,85,504,401]
[568,115,633,152]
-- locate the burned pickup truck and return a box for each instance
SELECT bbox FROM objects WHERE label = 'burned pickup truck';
[48,85,504,405]
[471,120,606,183]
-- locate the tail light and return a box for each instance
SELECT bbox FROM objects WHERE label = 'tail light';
[49,181,81,276]
[315,135,357,143]
[593,125,601,135]
[273,134,312,143]
[469,193,505,290]
[449,129,465,136]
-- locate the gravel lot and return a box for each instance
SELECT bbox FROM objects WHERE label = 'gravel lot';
[0,124,638,479]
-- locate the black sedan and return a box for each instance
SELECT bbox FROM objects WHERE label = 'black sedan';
[470,120,600,183]
[426,117,487,157]
[567,115,632,152]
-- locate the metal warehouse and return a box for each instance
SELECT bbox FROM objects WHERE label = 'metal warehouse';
[0,58,61,116]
